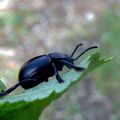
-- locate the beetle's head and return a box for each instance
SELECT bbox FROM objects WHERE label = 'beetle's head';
[70,43,98,61]
[64,54,74,64]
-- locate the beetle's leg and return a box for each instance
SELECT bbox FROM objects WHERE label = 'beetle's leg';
[61,60,85,71]
[0,79,40,97]
[0,82,21,97]
[51,63,64,83]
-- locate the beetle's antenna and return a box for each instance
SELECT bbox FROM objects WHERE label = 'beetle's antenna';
[0,82,21,97]
[73,46,98,61]
[70,43,83,57]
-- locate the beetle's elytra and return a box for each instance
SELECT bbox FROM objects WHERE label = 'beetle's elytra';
[0,43,97,97]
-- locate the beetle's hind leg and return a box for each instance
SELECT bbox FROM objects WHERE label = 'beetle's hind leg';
[51,63,64,83]
[0,82,21,97]
[61,60,85,71]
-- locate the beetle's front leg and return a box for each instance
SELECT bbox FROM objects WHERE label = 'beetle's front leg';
[61,60,85,71]
[51,63,64,83]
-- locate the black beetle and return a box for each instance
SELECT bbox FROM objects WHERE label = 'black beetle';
[0,44,97,97]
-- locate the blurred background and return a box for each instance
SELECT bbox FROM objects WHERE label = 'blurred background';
[0,0,120,120]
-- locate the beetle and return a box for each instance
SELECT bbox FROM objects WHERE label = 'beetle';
[0,44,97,97]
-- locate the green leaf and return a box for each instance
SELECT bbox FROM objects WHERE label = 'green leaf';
[0,53,112,120]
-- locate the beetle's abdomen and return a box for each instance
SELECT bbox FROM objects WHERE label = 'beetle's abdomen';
[18,55,52,89]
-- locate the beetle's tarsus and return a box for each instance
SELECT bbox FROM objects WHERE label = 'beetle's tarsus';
[0,92,6,97]
[74,67,85,71]
[56,75,64,83]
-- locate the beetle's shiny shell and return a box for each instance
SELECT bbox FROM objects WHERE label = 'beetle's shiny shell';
[19,55,53,89]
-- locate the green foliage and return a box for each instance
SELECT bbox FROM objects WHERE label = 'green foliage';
[0,53,111,120]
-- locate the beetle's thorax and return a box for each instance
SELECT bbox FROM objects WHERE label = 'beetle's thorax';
[48,53,73,71]
[48,53,67,59]
[48,53,74,64]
